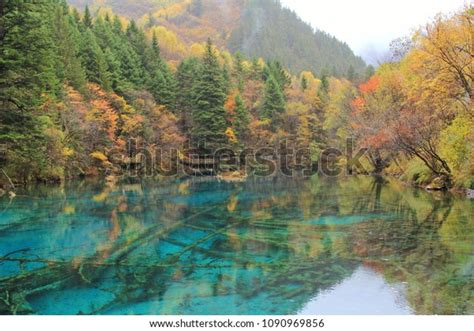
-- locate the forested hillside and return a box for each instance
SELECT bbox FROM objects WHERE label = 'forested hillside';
[0,0,472,191]
[68,0,181,18]
[67,0,366,76]
[227,0,366,75]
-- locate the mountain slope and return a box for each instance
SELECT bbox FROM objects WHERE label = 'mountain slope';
[67,0,366,75]
[228,0,366,75]
[67,0,180,18]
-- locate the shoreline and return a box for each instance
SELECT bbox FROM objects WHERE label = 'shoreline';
[1,173,472,198]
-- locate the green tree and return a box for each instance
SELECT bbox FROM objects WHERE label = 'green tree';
[53,2,87,93]
[264,60,291,90]
[251,57,263,80]
[234,94,250,140]
[262,75,285,127]
[79,29,110,89]
[145,33,176,108]
[0,0,61,182]
[176,57,200,132]
[192,39,228,151]
[83,5,93,29]
[112,15,123,34]
[92,16,143,91]
[222,62,231,94]
[234,52,245,92]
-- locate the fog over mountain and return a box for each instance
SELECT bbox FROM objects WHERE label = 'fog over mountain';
[280,0,467,65]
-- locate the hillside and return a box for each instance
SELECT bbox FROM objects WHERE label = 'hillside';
[68,0,366,76]
[66,0,180,18]
[3,0,469,190]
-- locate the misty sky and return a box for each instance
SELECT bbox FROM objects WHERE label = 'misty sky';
[280,0,468,65]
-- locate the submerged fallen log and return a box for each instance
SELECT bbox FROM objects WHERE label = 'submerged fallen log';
[0,206,221,314]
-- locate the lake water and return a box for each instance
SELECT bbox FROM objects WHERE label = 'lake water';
[0,176,472,315]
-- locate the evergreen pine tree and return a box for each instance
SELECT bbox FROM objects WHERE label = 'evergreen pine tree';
[53,3,87,93]
[262,75,285,127]
[90,15,127,92]
[192,39,228,151]
[80,29,110,89]
[83,5,93,29]
[0,0,61,180]
[176,57,200,133]
[234,94,250,140]
[151,32,161,57]
[264,61,291,90]
[320,71,329,94]
[71,7,81,25]
[104,47,123,92]
[145,32,176,108]
[222,62,231,94]
[112,15,123,34]
[234,52,245,92]
[251,57,263,80]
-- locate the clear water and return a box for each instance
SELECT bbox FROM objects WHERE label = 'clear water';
[0,176,472,315]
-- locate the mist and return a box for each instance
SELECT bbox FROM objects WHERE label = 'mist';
[280,0,468,65]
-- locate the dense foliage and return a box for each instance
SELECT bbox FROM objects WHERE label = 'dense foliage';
[68,0,366,76]
[228,0,366,75]
[0,1,472,191]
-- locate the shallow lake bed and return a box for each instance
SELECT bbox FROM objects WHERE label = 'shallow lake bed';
[0,176,472,315]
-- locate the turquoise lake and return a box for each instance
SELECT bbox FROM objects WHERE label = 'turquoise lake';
[0,176,472,315]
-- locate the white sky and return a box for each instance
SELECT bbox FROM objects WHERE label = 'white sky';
[280,0,469,65]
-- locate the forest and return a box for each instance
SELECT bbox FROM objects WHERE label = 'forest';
[0,0,472,191]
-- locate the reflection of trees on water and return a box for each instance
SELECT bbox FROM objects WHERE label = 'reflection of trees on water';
[348,179,472,315]
[0,177,471,314]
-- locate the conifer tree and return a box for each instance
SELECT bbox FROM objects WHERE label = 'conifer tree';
[234,52,245,92]
[112,15,123,34]
[71,7,81,25]
[145,33,176,108]
[262,75,285,127]
[192,39,228,151]
[53,3,87,92]
[0,0,59,112]
[0,0,60,180]
[264,61,291,90]
[80,29,110,89]
[83,5,93,29]
[222,63,231,94]
[176,57,200,132]
[251,57,263,80]
[318,71,330,103]
[151,32,161,57]
[234,94,250,140]
[104,47,123,92]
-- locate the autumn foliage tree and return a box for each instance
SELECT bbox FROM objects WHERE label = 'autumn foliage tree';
[347,7,473,186]
[1,1,472,189]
